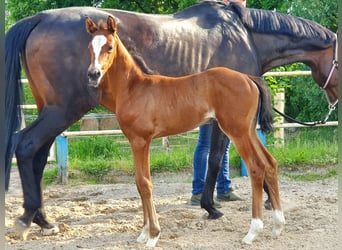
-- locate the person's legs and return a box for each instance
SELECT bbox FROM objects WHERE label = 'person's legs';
[192,123,212,196]
[191,123,242,205]
[216,139,231,195]
[216,138,243,202]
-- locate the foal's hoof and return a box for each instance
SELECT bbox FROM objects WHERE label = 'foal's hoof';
[15,218,30,240]
[272,210,285,239]
[242,218,263,244]
[146,233,160,248]
[41,225,60,236]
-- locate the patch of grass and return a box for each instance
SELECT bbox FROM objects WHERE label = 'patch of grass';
[280,167,337,181]
[269,127,337,166]
[42,167,58,186]
[43,126,337,185]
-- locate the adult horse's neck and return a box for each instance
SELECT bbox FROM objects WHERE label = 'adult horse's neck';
[235,5,338,101]
[254,33,337,101]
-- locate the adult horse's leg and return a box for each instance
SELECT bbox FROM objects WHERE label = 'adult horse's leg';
[263,181,272,210]
[31,138,60,236]
[14,105,83,239]
[201,120,228,219]
[129,136,160,247]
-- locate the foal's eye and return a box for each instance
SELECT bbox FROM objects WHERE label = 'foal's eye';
[108,46,113,53]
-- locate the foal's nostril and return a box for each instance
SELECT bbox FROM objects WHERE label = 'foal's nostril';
[87,69,101,80]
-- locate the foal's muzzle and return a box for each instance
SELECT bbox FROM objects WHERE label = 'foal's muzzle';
[87,68,102,87]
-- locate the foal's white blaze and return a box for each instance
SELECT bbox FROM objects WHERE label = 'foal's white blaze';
[272,210,285,238]
[242,218,263,244]
[91,35,107,78]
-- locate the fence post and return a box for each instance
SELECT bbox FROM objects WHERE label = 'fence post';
[56,135,68,185]
[240,129,266,177]
[274,89,285,147]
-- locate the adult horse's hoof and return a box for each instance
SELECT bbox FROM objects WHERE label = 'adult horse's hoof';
[207,210,224,220]
[264,199,272,210]
[32,209,59,235]
[41,225,60,236]
[15,218,30,240]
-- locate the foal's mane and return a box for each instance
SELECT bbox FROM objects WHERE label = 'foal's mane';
[230,4,334,45]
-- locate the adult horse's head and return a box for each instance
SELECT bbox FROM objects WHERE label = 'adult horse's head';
[86,16,118,87]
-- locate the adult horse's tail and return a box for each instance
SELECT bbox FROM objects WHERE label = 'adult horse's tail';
[5,15,42,191]
[249,76,274,133]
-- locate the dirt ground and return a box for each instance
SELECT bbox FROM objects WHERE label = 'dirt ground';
[5,167,338,250]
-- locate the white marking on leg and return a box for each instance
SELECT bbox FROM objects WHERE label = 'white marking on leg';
[242,218,263,244]
[146,233,161,248]
[272,210,285,238]
[137,222,149,243]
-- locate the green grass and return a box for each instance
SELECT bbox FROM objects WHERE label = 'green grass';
[42,126,337,186]
[269,127,337,166]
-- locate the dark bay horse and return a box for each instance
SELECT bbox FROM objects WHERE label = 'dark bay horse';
[86,15,278,246]
[5,0,338,245]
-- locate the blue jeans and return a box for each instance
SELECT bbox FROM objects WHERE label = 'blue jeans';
[192,122,232,195]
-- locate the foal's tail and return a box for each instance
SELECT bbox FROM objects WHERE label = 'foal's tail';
[248,76,274,133]
[5,14,42,191]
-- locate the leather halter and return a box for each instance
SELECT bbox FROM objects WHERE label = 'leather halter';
[321,33,338,111]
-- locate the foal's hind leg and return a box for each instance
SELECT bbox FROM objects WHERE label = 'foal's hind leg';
[232,132,284,244]
[258,140,285,238]
[229,132,266,244]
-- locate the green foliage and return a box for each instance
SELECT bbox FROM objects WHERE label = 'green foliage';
[247,0,337,31]
[6,0,101,30]
[286,0,338,32]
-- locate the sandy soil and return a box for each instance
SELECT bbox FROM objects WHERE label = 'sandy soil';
[5,167,337,250]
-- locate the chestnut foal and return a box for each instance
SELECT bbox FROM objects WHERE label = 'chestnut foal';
[86,16,284,247]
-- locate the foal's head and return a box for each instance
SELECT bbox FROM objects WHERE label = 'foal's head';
[86,16,118,87]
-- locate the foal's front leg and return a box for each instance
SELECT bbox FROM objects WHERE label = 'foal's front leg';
[130,137,161,247]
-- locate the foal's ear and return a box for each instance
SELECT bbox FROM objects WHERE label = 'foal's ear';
[107,16,117,34]
[85,17,98,34]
